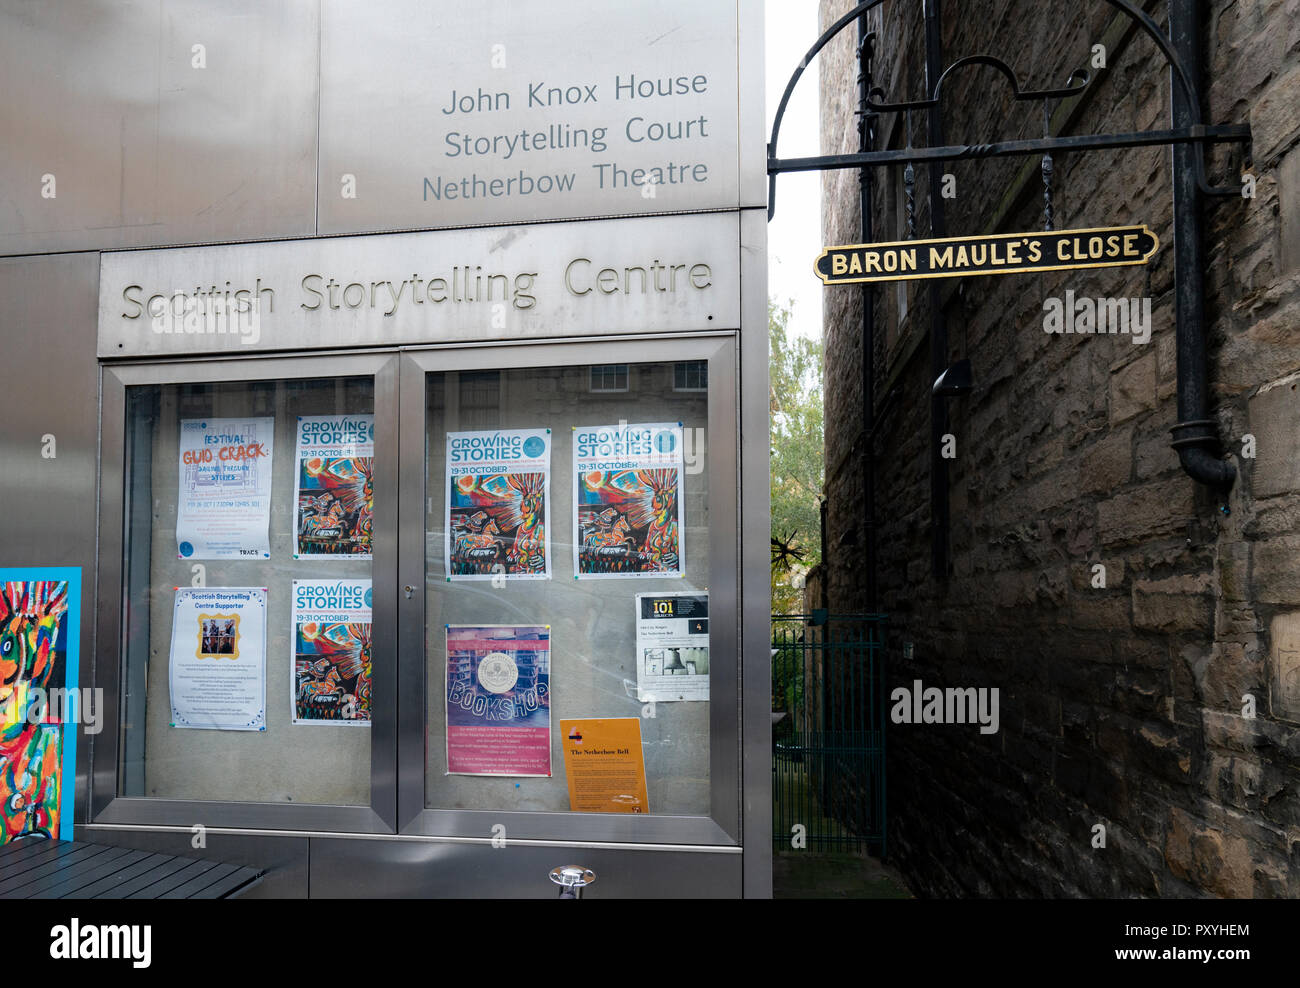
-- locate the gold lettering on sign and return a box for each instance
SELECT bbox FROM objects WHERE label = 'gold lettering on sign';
[817,225,1160,285]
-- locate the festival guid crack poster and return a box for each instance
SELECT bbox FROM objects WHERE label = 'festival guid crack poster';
[446,428,552,580]
[574,422,685,578]
[0,568,80,845]
[176,417,274,560]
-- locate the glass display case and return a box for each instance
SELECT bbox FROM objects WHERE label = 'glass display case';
[95,337,739,849]
[118,375,375,806]
[400,338,738,845]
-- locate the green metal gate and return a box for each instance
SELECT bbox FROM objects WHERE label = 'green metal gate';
[771,612,886,855]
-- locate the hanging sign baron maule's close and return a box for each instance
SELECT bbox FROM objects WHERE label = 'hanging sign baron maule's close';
[814,225,1159,285]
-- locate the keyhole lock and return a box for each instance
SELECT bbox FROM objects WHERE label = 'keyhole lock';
[404,585,416,599]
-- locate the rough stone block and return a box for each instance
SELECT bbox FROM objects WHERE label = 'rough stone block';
[1250,62,1300,165]
[1079,426,1132,492]
[1164,807,1254,898]
[1248,370,1300,497]
[1070,593,1132,630]
[1270,611,1300,722]
[1207,753,1262,811]
[1217,599,1264,640]
[1243,273,1300,344]
[1109,352,1157,425]
[1155,329,1177,401]
[1202,640,1265,711]
[1097,476,1195,545]
[1204,708,1270,755]
[1110,667,1168,720]
[1218,540,1251,601]
[1113,636,1173,670]
[1251,535,1300,604]
[1070,557,1125,592]
[1134,429,1177,481]
[1217,328,1300,397]
[1132,573,1214,633]
[1280,150,1300,274]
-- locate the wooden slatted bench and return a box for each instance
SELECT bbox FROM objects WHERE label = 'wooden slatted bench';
[0,837,263,899]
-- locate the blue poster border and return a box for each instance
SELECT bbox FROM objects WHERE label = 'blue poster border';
[0,565,81,841]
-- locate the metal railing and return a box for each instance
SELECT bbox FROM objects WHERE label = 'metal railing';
[772,612,887,856]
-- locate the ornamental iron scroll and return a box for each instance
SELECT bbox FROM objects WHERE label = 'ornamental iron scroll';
[767,0,1252,221]
[863,55,1090,113]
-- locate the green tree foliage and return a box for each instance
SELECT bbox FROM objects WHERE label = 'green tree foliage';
[770,299,824,614]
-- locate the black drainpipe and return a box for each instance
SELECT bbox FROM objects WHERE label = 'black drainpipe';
[1168,0,1235,493]
[924,0,951,577]
[858,15,879,612]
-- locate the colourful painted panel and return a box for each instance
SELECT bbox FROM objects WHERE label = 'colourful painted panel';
[0,567,80,844]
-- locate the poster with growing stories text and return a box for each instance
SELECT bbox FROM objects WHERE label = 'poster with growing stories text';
[292,579,373,726]
[574,422,685,579]
[294,414,374,559]
[445,429,552,581]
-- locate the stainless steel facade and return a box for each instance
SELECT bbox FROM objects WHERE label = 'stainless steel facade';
[97,213,744,357]
[0,0,320,256]
[318,0,755,230]
[0,251,102,842]
[1,0,768,898]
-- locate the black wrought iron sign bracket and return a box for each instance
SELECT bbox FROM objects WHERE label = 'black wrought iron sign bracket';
[770,0,1250,523]
[767,0,1251,220]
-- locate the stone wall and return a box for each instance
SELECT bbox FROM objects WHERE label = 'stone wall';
[819,0,1300,897]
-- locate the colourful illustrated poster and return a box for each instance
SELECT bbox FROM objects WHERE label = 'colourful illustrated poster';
[176,417,273,560]
[292,579,372,726]
[573,422,685,578]
[0,568,80,844]
[445,429,552,581]
[168,588,267,731]
[635,592,709,702]
[446,625,551,776]
[293,414,374,559]
[561,718,649,813]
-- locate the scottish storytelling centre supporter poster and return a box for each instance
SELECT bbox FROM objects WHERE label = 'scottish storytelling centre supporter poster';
[294,414,375,559]
[292,579,373,726]
[574,422,685,578]
[176,417,273,560]
[446,625,551,776]
[168,587,267,731]
[445,429,551,580]
[0,569,80,844]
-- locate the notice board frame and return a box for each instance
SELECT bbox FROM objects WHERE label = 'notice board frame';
[89,334,751,855]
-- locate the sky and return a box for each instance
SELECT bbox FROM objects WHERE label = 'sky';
[765,3,825,341]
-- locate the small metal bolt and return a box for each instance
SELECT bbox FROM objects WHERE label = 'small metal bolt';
[549,865,596,899]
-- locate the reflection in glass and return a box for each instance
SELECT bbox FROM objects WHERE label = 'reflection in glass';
[120,377,373,804]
